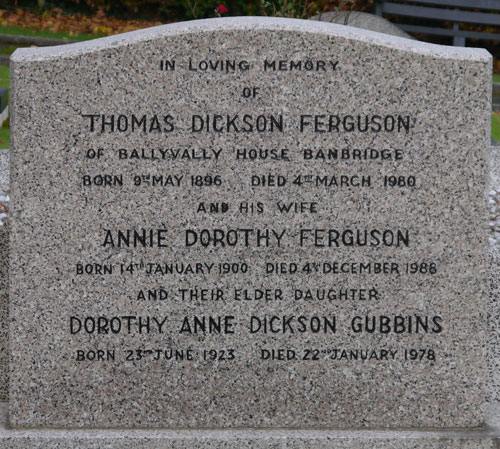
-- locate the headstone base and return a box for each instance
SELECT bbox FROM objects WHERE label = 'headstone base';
[0,402,499,448]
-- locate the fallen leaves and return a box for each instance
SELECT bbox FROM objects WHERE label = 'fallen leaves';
[0,8,162,37]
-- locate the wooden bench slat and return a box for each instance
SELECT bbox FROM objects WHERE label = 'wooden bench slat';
[392,0,500,10]
[401,23,500,40]
[381,2,500,25]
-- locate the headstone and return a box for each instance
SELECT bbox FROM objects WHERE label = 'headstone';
[9,18,491,429]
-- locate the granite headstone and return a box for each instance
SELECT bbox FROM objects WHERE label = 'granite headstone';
[9,17,491,429]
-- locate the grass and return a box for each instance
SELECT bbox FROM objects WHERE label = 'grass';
[494,74,500,83]
[492,113,500,142]
[0,66,9,87]
[0,45,18,56]
[0,25,102,41]
[0,127,8,149]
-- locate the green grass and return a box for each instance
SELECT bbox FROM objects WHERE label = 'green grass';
[0,126,8,149]
[0,25,103,41]
[0,66,9,87]
[0,45,18,56]
[494,74,500,83]
[492,113,500,142]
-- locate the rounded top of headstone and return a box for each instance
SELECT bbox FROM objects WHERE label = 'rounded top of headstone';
[11,17,491,63]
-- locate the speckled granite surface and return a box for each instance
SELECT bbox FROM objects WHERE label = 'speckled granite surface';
[8,18,492,429]
[488,145,500,404]
[0,149,8,402]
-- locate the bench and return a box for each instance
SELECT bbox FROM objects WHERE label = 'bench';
[375,0,500,46]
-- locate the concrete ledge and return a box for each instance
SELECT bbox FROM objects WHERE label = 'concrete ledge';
[0,33,77,47]
[0,402,499,448]
[0,150,8,193]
